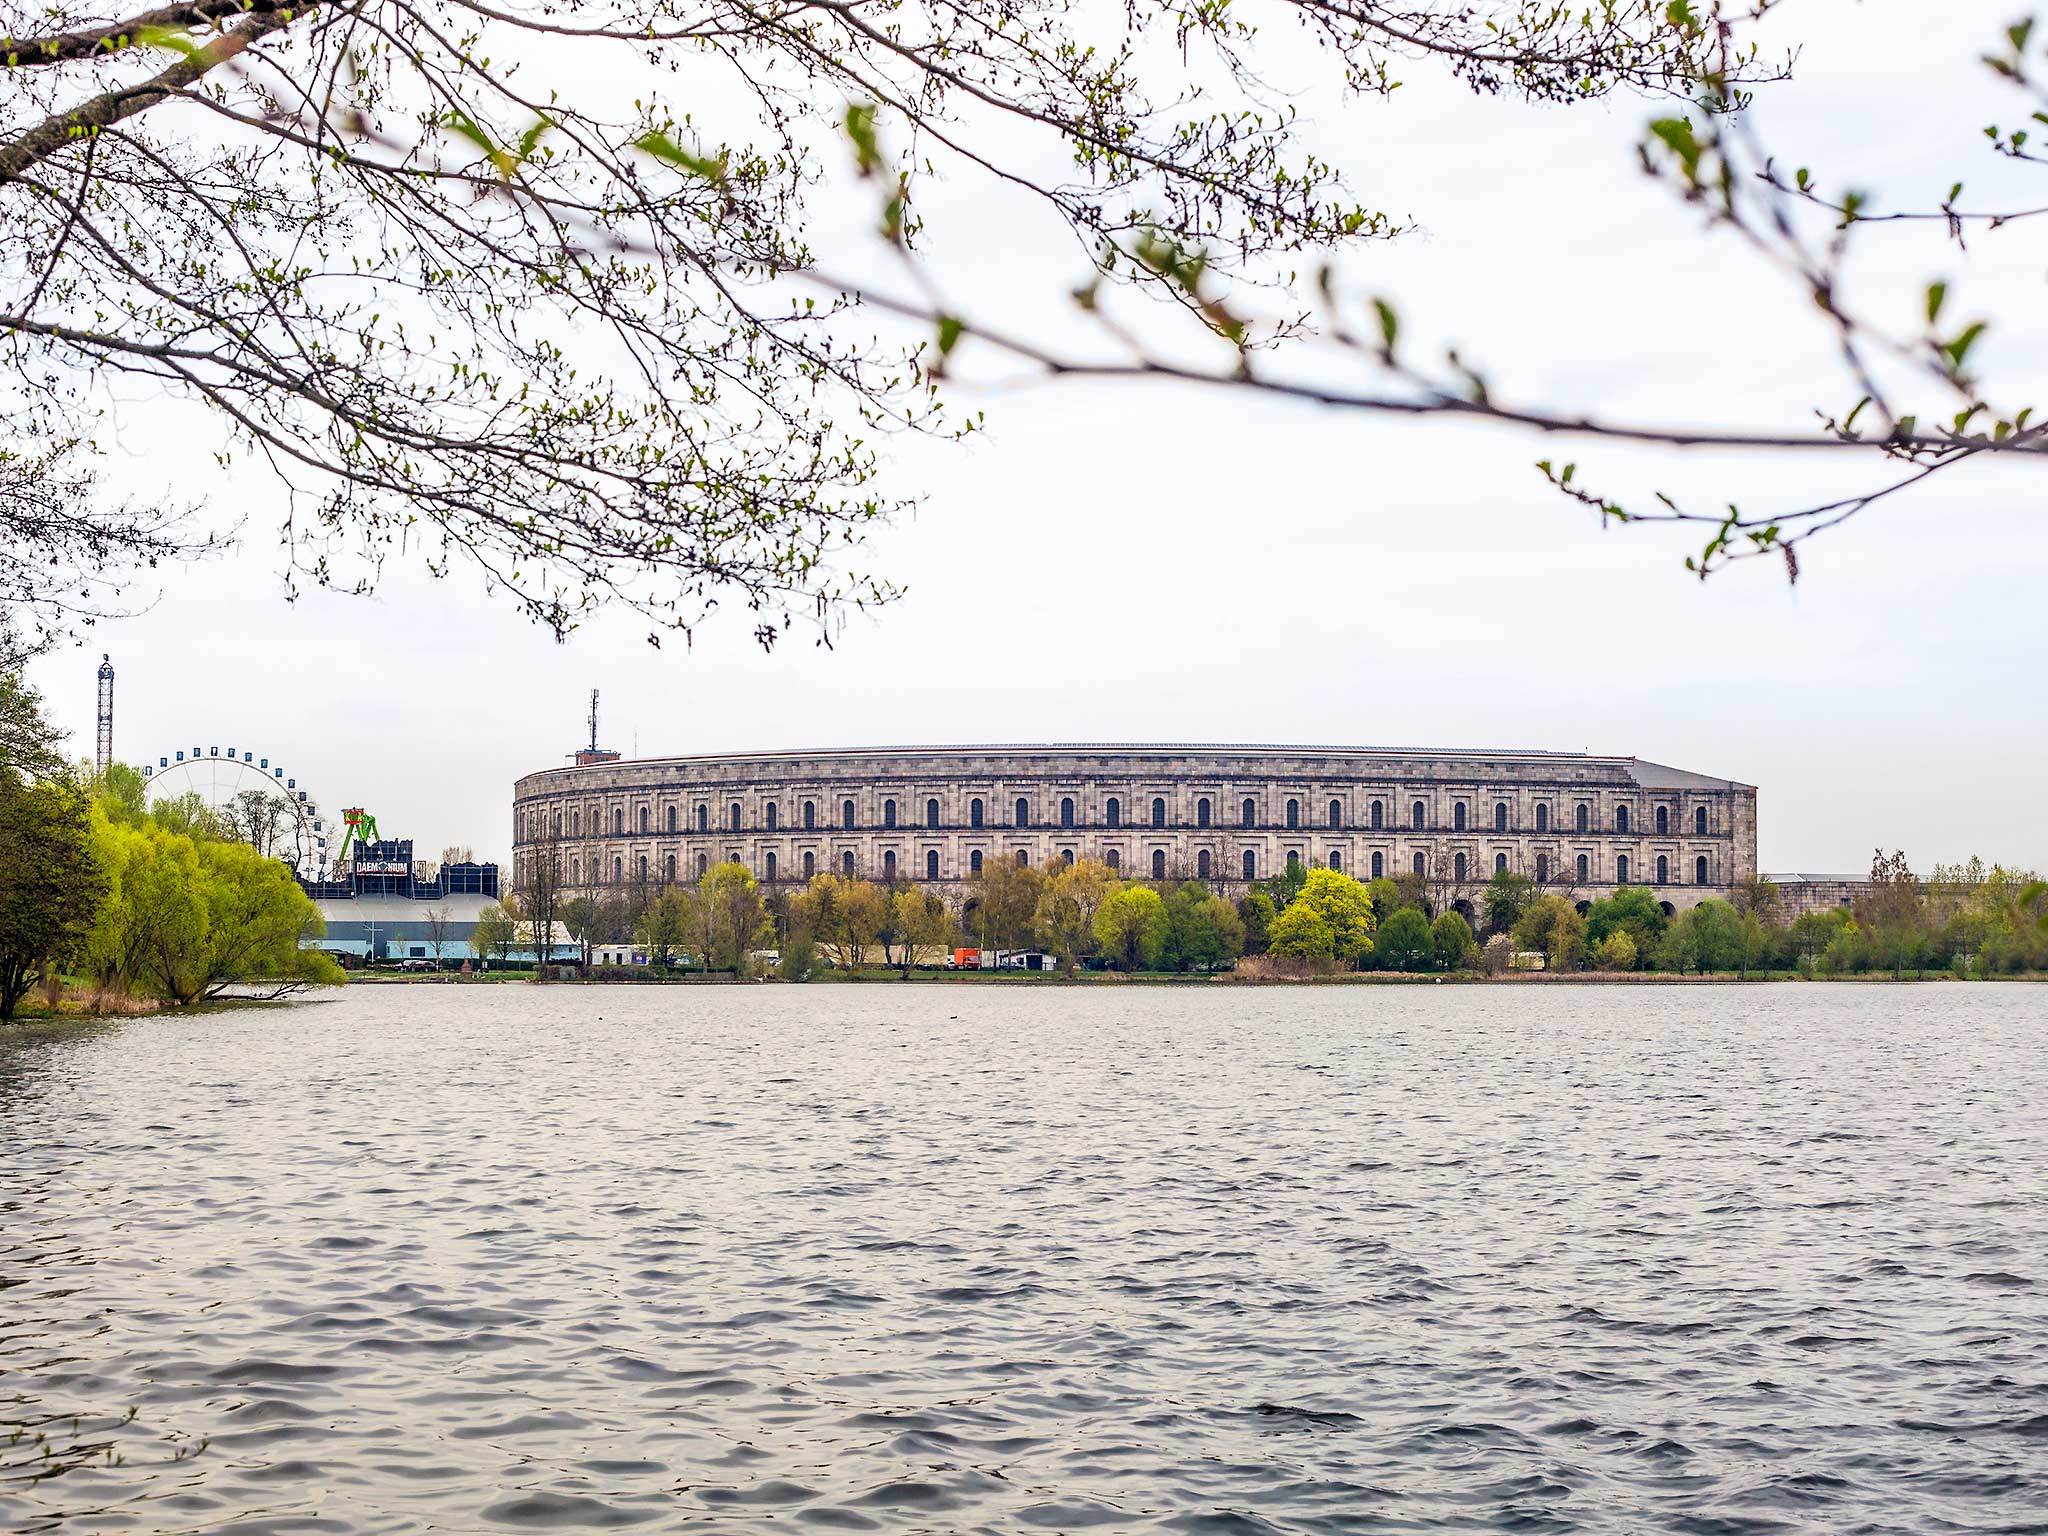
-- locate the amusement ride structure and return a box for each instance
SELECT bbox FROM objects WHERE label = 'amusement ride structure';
[140,742,331,874]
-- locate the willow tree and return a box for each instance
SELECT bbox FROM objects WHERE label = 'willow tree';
[2,0,1750,647]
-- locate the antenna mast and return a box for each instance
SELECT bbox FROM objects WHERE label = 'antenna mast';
[95,654,114,775]
[589,689,600,754]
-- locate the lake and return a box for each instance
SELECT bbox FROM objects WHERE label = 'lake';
[3,984,2044,1533]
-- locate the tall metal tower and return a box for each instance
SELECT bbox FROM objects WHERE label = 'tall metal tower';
[94,654,114,775]
[572,687,620,767]
[588,689,600,754]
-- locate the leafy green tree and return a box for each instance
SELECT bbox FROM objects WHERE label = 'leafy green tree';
[1857,849,1927,979]
[1033,858,1115,972]
[1095,885,1170,971]
[1482,870,1536,934]
[1254,859,1310,913]
[1586,886,1667,950]
[1268,901,1335,962]
[472,903,517,969]
[0,773,104,1018]
[1236,890,1276,956]
[87,815,207,992]
[1164,882,1245,972]
[698,861,770,972]
[185,839,341,1002]
[965,857,1044,953]
[1290,867,1379,965]
[1373,908,1436,972]
[563,895,601,967]
[890,886,954,973]
[796,871,888,971]
[1430,909,1476,970]
[0,667,65,781]
[1513,896,1587,972]
[1592,928,1638,972]
[636,888,695,966]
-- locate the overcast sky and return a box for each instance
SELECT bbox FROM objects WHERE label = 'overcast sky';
[24,1,2046,875]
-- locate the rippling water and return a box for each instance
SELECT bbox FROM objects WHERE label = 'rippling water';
[4,984,2046,1533]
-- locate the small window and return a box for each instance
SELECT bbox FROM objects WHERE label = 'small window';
[697,853,709,877]
[927,798,940,830]
[1371,851,1384,880]
[803,851,815,878]
[765,802,778,832]
[1243,849,1256,880]
[1696,854,1709,885]
[1152,849,1166,879]
[1454,803,1467,832]
[1413,851,1426,876]
[1016,849,1029,867]
[1577,853,1589,882]
[765,852,777,882]
[1657,854,1669,884]
[843,799,856,830]
[667,806,677,833]
[884,799,897,830]
[1575,804,1590,833]
[614,808,624,835]
[640,807,649,834]
[729,802,741,833]
[664,854,675,882]
[883,850,897,880]
[1616,805,1630,834]
[1242,797,1256,828]
[843,850,855,876]
[804,800,816,830]
[1536,804,1549,833]
[1104,797,1120,828]
[1453,852,1466,882]
[1656,805,1669,835]
[1495,852,1507,873]
[1061,848,1074,867]
[1412,800,1425,830]
[1016,797,1030,828]
[698,804,709,832]
[1536,853,1548,883]
[1494,802,1508,833]
[1329,850,1343,873]
[1287,850,1302,872]
[1617,853,1630,884]
[1152,797,1167,829]
[1060,796,1075,828]
[1197,797,1211,828]
[573,809,582,835]
[970,849,984,875]
[1108,849,1122,872]
[1370,800,1384,830]
[614,855,623,882]
[1286,798,1300,829]
[1695,806,1709,835]
[1196,849,1210,879]
[1329,799,1342,829]
[970,798,985,828]
[927,849,940,881]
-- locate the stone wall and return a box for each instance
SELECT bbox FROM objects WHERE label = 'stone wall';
[510,744,1758,912]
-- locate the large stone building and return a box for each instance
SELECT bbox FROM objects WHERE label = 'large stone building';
[511,744,1758,913]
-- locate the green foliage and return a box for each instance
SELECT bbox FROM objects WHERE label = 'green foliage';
[1288,867,1379,964]
[697,861,770,971]
[1373,908,1436,972]
[1586,885,1668,948]
[635,888,695,966]
[0,772,104,1018]
[1513,896,1587,971]
[1094,885,1169,971]
[1267,901,1335,961]
[1592,928,1639,971]
[1482,870,1536,933]
[1430,909,1476,970]
[1033,858,1114,971]
[1237,890,1276,956]
[472,902,517,966]
[1165,882,1245,971]
[0,668,66,782]
[777,934,818,981]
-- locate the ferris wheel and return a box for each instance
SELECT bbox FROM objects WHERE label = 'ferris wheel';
[141,743,330,874]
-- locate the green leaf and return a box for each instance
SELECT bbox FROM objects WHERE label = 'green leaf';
[1942,321,1988,371]
[1925,281,1948,324]
[633,131,728,186]
[844,103,882,176]
[936,315,964,358]
[1371,297,1398,353]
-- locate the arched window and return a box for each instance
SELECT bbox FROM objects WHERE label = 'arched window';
[1243,849,1256,880]
[1454,852,1466,883]
[1656,805,1669,835]
[1286,798,1300,829]
[1196,849,1210,879]
[1657,854,1669,884]
[1060,796,1075,828]
[665,854,676,883]
[1152,849,1167,879]
[1371,851,1384,880]
[1413,851,1426,876]
[639,807,649,834]
[1106,797,1121,828]
[802,851,815,878]
[1495,852,1508,873]
[1370,800,1384,830]
[765,852,777,883]
[1576,804,1590,833]
[697,804,709,832]
[842,799,855,830]
[1695,805,1709,835]
[1696,854,1709,885]
[927,849,940,881]
[1108,849,1122,872]
[1616,805,1630,834]
[614,808,624,835]
[1536,804,1549,833]
[1016,849,1029,867]
[1197,797,1212,828]
[803,801,816,830]
[571,857,581,884]
[1287,850,1302,872]
[842,850,855,876]
[1536,853,1548,883]
[970,798,985,828]
[926,798,940,830]
[970,849,983,875]
[1412,800,1425,830]
[1152,797,1167,829]
[666,806,676,833]
[697,853,709,877]
[1015,797,1030,827]
[614,855,623,882]
[1329,850,1343,873]
[1617,853,1630,884]
[765,802,778,832]
[1328,799,1342,829]
[552,812,562,837]
[1494,802,1508,832]
[1454,803,1467,832]
[1576,853,1589,883]
[883,799,897,830]
[1242,797,1256,828]
[729,802,741,832]
[883,850,897,881]
[1061,848,1074,867]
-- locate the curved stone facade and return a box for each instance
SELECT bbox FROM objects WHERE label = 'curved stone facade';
[511,744,1757,911]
